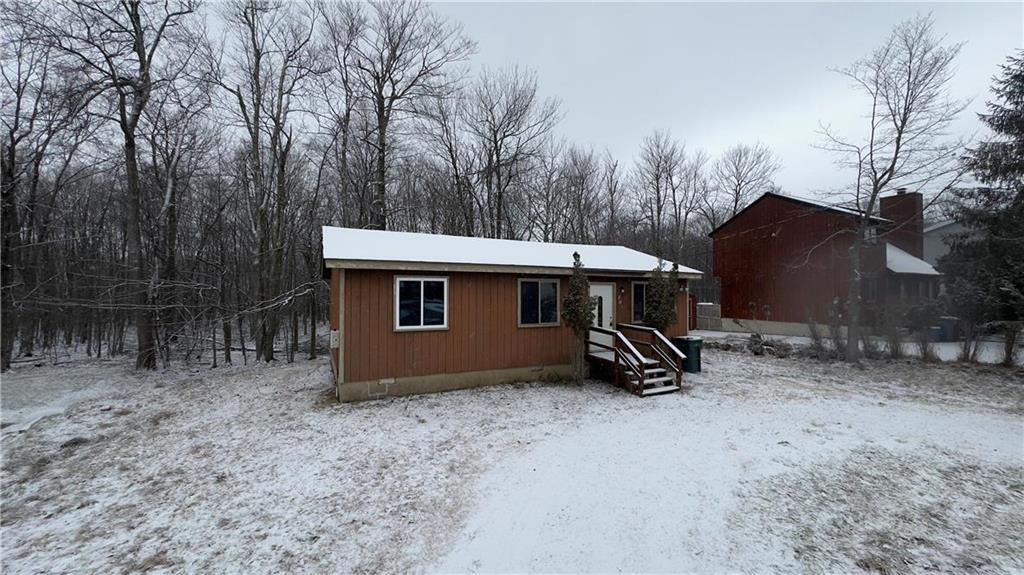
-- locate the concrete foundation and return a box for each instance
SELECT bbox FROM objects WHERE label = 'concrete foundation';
[338,364,574,402]
[718,317,853,338]
[697,302,722,331]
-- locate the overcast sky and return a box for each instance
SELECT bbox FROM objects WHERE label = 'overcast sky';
[434,2,1023,200]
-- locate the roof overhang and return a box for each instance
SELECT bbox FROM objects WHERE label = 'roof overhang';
[324,258,704,280]
[885,243,940,276]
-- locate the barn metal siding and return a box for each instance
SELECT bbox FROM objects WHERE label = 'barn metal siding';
[340,270,690,383]
[712,195,860,324]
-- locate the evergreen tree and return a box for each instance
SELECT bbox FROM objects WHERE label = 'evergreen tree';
[940,51,1024,365]
[644,261,680,333]
[561,252,594,382]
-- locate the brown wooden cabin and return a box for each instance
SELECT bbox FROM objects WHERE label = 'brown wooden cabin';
[322,227,703,401]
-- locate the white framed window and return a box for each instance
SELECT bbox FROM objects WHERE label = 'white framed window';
[394,276,448,331]
[631,281,648,323]
[518,278,560,327]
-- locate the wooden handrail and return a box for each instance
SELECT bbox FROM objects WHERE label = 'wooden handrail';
[613,331,645,365]
[587,326,645,384]
[585,339,615,352]
[652,330,686,361]
[616,322,655,332]
[651,329,685,386]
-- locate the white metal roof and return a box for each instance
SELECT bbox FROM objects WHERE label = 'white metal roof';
[322,226,703,277]
[886,243,940,276]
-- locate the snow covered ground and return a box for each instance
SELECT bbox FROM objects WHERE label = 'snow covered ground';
[2,351,1021,573]
[691,329,1022,365]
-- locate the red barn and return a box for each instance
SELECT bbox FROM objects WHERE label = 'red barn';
[709,191,939,335]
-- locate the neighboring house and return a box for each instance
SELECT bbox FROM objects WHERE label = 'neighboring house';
[709,190,940,336]
[322,227,702,401]
[923,219,969,265]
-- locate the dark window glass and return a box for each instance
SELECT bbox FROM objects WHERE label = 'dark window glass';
[539,281,558,323]
[596,295,604,327]
[520,281,539,324]
[633,283,646,322]
[398,280,421,327]
[423,281,445,326]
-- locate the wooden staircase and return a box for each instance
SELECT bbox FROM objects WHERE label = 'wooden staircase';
[586,324,686,397]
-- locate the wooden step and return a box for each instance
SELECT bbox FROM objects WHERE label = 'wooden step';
[628,367,666,380]
[641,375,676,387]
[641,384,681,396]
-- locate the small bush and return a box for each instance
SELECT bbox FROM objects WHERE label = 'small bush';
[807,319,830,360]
[861,333,885,360]
[827,300,847,361]
[906,302,943,363]
[878,305,907,360]
[988,321,1023,368]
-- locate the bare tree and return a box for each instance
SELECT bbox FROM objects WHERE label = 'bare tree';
[315,0,364,224]
[601,150,624,244]
[416,88,477,236]
[524,139,566,242]
[216,0,320,361]
[633,130,681,257]
[351,0,474,230]
[712,142,781,216]
[561,144,601,243]
[17,0,197,369]
[468,65,561,239]
[819,15,967,362]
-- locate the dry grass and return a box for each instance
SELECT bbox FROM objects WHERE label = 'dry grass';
[743,446,1024,574]
[693,349,1024,415]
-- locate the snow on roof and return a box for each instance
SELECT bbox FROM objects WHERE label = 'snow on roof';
[322,226,702,276]
[886,243,940,276]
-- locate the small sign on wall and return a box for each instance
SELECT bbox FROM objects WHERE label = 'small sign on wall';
[330,330,340,348]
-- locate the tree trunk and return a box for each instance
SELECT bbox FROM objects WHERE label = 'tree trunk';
[1,140,20,371]
[308,291,317,360]
[289,306,298,363]
[846,227,863,362]
[371,105,388,230]
[125,134,157,369]
[211,319,218,368]
[222,316,233,365]
[237,312,247,365]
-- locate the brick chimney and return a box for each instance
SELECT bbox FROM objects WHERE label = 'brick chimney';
[879,189,924,258]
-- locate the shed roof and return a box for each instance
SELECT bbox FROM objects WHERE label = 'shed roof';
[322,226,702,278]
[886,243,940,276]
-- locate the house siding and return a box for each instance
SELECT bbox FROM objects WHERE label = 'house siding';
[341,269,689,384]
[712,195,859,324]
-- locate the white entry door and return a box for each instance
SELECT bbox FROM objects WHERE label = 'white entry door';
[589,283,615,351]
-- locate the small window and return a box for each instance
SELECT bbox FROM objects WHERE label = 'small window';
[395,277,448,330]
[519,279,559,326]
[632,282,647,323]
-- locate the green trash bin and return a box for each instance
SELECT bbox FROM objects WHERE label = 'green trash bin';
[672,336,703,373]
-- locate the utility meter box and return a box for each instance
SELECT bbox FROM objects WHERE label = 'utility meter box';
[330,330,340,348]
